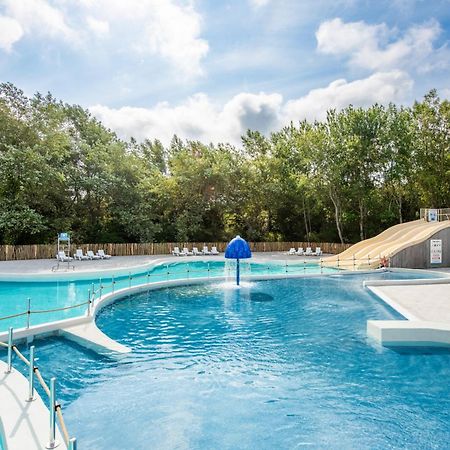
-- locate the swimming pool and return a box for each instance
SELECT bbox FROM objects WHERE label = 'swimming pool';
[6,272,450,449]
[0,260,339,331]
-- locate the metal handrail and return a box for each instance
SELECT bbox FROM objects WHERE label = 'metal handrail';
[2,327,76,448]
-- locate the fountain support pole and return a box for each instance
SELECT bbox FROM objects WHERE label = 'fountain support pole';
[224,235,251,287]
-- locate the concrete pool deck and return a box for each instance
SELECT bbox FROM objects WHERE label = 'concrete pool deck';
[0,252,325,275]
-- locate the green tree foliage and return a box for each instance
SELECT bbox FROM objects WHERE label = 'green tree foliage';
[0,82,448,245]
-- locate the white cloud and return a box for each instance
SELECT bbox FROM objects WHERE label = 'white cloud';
[79,0,208,77]
[0,0,208,77]
[90,92,282,145]
[249,0,271,7]
[282,70,413,122]
[316,18,447,73]
[3,0,77,43]
[0,15,23,52]
[86,16,109,36]
[90,71,413,146]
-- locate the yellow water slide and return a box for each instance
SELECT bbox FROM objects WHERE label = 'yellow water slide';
[323,219,450,270]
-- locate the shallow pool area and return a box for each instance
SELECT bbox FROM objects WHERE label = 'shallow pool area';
[4,272,449,449]
[0,260,339,330]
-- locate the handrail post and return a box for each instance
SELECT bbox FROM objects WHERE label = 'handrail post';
[207,262,210,279]
[112,275,115,293]
[87,289,91,316]
[69,438,77,450]
[46,377,58,449]
[147,271,150,284]
[187,263,190,280]
[99,278,103,299]
[128,272,131,289]
[26,297,31,329]
[320,258,323,274]
[27,345,35,402]
[337,255,340,269]
[353,254,355,271]
[6,327,13,373]
[91,283,95,303]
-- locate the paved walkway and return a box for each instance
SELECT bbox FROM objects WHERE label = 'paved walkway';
[0,252,325,275]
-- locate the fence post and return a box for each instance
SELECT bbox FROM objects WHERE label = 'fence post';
[46,377,58,449]
[26,297,31,329]
[26,345,35,402]
[6,327,13,373]
[69,438,77,450]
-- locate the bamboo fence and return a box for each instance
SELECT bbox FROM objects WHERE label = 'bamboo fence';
[0,241,352,261]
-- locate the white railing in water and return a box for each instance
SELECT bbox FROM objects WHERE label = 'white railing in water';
[420,208,450,222]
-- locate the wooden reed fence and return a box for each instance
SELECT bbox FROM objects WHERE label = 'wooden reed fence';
[0,241,352,261]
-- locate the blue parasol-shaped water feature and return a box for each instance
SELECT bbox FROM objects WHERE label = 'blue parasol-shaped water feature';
[224,235,252,286]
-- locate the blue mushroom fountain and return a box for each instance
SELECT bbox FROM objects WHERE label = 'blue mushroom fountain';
[224,235,252,286]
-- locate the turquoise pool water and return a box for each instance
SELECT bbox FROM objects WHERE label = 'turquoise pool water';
[0,260,338,331]
[5,272,450,449]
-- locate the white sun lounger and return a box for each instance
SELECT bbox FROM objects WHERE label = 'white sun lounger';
[210,246,219,255]
[287,248,296,255]
[87,250,101,260]
[192,247,203,256]
[172,246,182,256]
[305,247,313,256]
[202,246,211,255]
[296,247,304,256]
[57,251,73,262]
[314,247,322,256]
[182,247,193,256]
[97,249,111,259]
[74,249,88,260]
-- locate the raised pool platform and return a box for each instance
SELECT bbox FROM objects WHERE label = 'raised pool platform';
[366,277,450,346]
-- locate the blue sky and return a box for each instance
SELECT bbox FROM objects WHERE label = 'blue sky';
[1,0,449,144]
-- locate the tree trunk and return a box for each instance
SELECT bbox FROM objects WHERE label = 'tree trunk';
[302,197,310,241]
[359,199,365,241]
[329,188,344,244]
[397,195,403,223]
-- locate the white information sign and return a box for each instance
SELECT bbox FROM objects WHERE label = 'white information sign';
[428,209,438,222]
[430,239,442,264]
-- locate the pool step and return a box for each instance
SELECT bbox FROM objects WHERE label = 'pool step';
[61,321,131,355]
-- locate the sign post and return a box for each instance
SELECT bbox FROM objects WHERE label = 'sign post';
[430,239,442,264]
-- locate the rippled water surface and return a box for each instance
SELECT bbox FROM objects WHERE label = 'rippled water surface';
[5,272,450,449]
